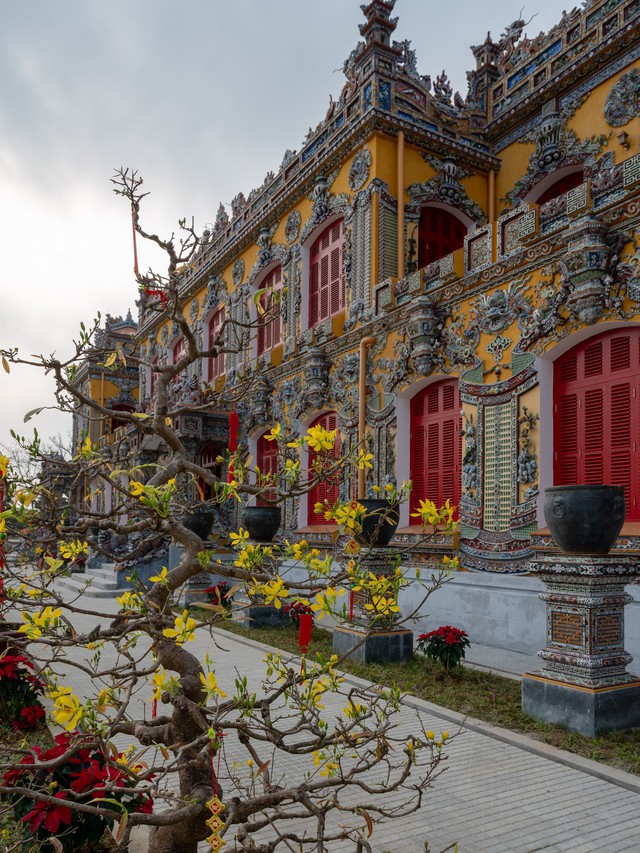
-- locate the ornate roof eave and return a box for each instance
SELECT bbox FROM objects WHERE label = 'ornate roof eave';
[487,15,640,143]
[137,112,500,336]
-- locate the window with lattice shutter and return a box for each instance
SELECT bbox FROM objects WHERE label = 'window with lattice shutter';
[257,267,282,355]
[310,220,344,327]
[554,330,640,520]
[257,433,279,506]
[410,380,461,523]
[307,413,340,523]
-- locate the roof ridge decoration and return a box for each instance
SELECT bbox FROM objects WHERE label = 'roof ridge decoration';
[358,0,399,51]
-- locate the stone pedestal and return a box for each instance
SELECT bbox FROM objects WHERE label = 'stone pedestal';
[522,553,640,736]
[233,601,289,628]
[333,624,413,664]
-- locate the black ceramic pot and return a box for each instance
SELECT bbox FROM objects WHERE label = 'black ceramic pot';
[356,499,400,547]
[242,506,281,542]
[182,511,215,541]
[543,485,625,554]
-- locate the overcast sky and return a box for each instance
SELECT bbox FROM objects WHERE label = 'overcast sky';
[0,0,568,449]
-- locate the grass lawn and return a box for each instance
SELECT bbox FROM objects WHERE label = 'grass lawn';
[215,618,640,777]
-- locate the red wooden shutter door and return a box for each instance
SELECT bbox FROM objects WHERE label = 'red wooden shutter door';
[410,380,461,523]
[307,413,340,523]
[257,434,278,506]
[554,330,640,520]
[309,221,344,327]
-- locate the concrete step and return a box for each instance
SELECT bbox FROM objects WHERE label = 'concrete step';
[55,573,121,598]
[84,568,118,583]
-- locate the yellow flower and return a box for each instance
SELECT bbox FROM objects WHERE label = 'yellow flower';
[19,606,62,639]
[58,539,89,560]
[230,528,250,546]
[356,451,374,470]
[310,586,345,620]
[163,610,197,645]
[129,480,145,497]
[258,577,289,609]
[0,455,9,478]
[199,670,226,700]
[149,566,169,584]
[425,730,435,740]
[442,731,449,742]
[264,423,282,442]
[343,700,366,719]
[304,425,337,452]
[151,667,168,701]
[116,590,144,613]
[50,687,84,731]
[95,689,109,713]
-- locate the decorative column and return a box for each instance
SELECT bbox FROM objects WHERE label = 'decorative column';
[522,497,640,736]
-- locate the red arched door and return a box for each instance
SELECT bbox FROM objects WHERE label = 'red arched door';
[418,207,466,268]
[554,330,640,520]
[410,380,461,523]
[256,432,278,506]
[306,412,340,523]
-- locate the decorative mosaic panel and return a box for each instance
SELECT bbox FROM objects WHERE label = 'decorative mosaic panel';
[483,401,514,532]
[517,209,538,240]
[375,281,393,313]
[351,200,372,309]
[501,216,523,256]
[439,252,454,278]
[550,610,584,646]
[623,153,640,188]
[595,612,623,647]
[566,182,589,214]
[466,229,491,273]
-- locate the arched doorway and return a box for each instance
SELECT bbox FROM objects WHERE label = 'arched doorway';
[409,379,461,522]
[198,442,224,502]
[554,329,640,520]
[536,169,584,205]
[418,207,467,268]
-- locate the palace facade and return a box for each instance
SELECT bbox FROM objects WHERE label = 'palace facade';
[87,0,640,653]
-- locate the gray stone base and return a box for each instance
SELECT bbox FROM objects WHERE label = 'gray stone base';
[522,672,640,737]
[233,603,290,628]
[333,625,413,664]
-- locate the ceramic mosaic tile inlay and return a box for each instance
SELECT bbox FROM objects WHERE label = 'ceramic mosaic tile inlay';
[483,402,513,532]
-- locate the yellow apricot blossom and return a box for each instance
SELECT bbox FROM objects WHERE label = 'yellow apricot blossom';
[163,610,197,645]
[199,670,226,700]
[304,424,337,452]
[58,539,89,560]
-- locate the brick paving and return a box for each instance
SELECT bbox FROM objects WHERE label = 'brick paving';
[46,582,640,852]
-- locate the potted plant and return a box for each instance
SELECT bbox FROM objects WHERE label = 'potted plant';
[417,625,470,675]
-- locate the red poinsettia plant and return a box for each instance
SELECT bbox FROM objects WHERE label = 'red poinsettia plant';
[283,600,314,624]
[417,625,470,673]
[3,730,154,851]
[203,581,233,609]
[0,652,46,731]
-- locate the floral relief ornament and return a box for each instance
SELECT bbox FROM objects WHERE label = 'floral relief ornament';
[232,258,245,287]
[348,147,372,192]
[284,210,301,244]
[604,69,640,128]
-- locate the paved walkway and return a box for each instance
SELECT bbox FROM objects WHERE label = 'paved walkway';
[43,582,640,852]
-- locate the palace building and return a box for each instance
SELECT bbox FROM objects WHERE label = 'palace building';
[86,0,640,654]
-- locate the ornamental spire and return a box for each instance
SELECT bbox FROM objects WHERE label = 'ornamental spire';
[359,0,398,49]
